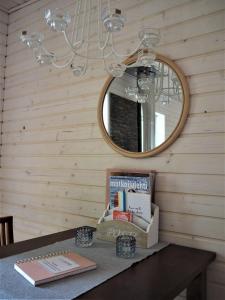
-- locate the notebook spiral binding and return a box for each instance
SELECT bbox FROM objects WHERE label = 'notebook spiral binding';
[16,250,71,264]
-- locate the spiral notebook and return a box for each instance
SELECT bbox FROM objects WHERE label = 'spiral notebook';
[14,250,97,286]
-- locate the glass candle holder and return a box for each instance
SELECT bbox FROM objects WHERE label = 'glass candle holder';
[116,235,136,258]
[74,226,94,247]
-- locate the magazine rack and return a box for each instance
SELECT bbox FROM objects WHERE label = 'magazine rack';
[96,203,159,248]
[96,169,159,248]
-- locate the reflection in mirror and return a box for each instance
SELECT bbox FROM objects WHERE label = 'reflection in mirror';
[103,60,183,152]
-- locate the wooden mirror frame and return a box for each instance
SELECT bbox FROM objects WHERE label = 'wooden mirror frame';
[98,53,190,158]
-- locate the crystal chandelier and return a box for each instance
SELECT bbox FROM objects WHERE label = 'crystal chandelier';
[125,63,182,105]
[20,0,160,78]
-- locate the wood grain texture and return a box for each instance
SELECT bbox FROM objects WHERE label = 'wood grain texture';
[0,10,8,187]
[1,0,225,299]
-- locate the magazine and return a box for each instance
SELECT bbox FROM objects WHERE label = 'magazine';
[109,175,153,209]
[126,191,151,222]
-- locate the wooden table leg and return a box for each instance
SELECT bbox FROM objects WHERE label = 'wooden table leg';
[187,270,207,300]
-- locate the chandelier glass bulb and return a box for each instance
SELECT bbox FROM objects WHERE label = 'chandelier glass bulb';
[102,8,125,32]
[125,87,139,97]
[136,94,148,103]
[125,87,148,104]
[138,28,160,48]
[138,76,154,90]
[34,48,55,65]
[20,31,44,49]
[44,8,71,32]
[137,49,156,68]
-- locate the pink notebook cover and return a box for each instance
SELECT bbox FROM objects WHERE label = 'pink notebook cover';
[14,252,97,286]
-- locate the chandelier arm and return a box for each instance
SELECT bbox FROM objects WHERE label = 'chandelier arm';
[82,0,91,75]
[62,30,114,59]
[168,67,171,96]
[36,45,70,62]
[173,80,178,94]
[98,0,112,51]
[64,26,113,58]
[159,62,164,91]
[52,53,75,68]
[68,0,86,50]
[102,47,113,75]
[111,35,144,58]
[154,63,164,103]
[98,2,111,52]
[40,45,53,56]
[32,48,38,61]
[97,0,111,51]
[79,0,88,47]
[40,45,73,62]
[103,57,110,74]
[77,49,113,60]
[164,66,169,103]
[53,51,74,60]
[70,0,90,76]
[36,42,75,61]
[99,32,111,50]
[72,49,113,60]
[63,30,83,51]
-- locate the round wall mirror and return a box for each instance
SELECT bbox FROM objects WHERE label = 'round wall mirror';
[98,54,189,158]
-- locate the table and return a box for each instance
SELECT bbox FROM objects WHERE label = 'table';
[0,229,216,300]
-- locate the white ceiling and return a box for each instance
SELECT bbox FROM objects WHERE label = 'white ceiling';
[0,0,30,12]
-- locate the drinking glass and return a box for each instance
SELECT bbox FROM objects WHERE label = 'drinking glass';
[116,235,136,258]
[74,226,95,247]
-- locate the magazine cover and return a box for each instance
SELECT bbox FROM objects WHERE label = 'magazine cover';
[126,191,151,222]
[109,175,153,209]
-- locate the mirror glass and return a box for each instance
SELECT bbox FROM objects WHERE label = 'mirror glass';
[102,59,184,153]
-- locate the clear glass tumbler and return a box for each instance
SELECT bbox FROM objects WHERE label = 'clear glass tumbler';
[116,235,136,258]
[74,226,95,247]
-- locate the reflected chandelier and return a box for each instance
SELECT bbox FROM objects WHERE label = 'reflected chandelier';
[20,0,160,77]
[125,64,182,105]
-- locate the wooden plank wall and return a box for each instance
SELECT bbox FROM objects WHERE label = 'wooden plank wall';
[0,9,8,215]
[1,0,225,298]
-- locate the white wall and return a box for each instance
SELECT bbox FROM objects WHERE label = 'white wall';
[0,0,225,299]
